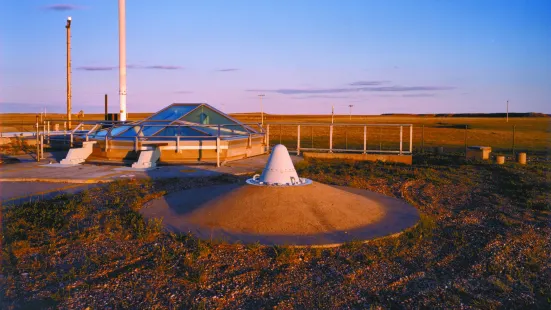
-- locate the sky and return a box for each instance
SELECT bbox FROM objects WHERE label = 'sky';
[1,0,550,114]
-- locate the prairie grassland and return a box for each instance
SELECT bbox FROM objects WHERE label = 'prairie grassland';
[1,113,549,154]
[1,155,550,308]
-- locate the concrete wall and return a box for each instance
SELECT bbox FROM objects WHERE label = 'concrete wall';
[302,152,412,165]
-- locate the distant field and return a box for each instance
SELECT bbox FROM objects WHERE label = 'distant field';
[1,113,549,155]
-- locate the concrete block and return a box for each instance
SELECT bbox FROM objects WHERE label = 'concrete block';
[131,148,161,169]
[517,152,526,165]
[60,141,96,165]
[466,146,491,160]
[495,155,505,165]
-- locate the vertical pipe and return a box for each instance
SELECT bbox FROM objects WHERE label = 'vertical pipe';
[363,125,367,154]
[399,126,403,155]
[66,18,72,130]
[104,94,108,120]
[409,125,413,153]
[329,125,333,153]
[297,125,301,155]
[119,0,127,121]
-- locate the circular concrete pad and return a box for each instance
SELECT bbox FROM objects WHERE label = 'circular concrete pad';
[141,182,420,246]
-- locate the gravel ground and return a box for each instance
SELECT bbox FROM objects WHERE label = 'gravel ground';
[1,155,550,309]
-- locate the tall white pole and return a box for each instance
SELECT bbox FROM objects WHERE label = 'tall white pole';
[506,100,509,123]
[119,0,127,121]
[258,94,265,126]
[331,105,334,124]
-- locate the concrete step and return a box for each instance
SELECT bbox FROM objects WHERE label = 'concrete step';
[60,141,96,165]
[131,148,161,169]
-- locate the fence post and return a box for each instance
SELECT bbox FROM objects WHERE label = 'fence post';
[409,125,413,154]
[464,125,468,159]
[329,125,333,153]
[311,126,314,148]
[40,134,44,159]
[176,135,180,153]
[36,115,39,161]
[216,136,220,167]
[421,125,424,153]
[105,135,109,151]
[399,126,403,155]
[363,125,367,154]
[70,132,73,148]
[297,125,301,155]
[512,125,516,158]
[47,121,50,137]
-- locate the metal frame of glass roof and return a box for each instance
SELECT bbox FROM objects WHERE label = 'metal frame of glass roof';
[90,103,259,139]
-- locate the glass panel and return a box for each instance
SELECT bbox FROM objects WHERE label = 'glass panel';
[148,105,198,121]
[141,126,165,136]
[155,126,208,137]
[91,129,108,137]
[118,125,142,137]
[110,126,132,136]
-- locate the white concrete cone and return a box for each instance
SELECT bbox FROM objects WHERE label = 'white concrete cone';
[259,144,300,185]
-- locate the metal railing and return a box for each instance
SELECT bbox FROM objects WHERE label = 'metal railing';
[265,123,413,155]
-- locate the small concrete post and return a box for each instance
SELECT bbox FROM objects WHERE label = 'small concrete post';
[216,136,220,167]
[297,125,301,155]
[496,155,505,165]
[363,125,367,154]
[36,115,39,161]
[409,125,413,153]
[329,125,333,153]
[266,124,270,149]
[39,134,44,160]
[176,135,180,153]
[399,126,403,155]
[517,152,526,165]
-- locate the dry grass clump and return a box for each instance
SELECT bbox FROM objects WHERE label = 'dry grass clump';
[1,156,550,308]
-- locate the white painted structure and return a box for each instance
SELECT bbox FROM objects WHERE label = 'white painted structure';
[247,144,312,186]
[60,141,96,165]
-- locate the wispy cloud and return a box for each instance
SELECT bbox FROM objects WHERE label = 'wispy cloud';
[77,64,183,71]
[349,80,390,86]
[215,68,239,72]
[144,65,182,70]
[292,95,352,100]
[77,66,116,71]
[247,85,454,95]
[402,93,436,98]
[43,4,83,11]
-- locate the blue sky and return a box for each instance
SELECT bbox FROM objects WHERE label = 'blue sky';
[1,0,550,114]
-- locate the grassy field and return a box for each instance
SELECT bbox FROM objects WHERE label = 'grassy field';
[1,155,550,308]
[1,113,549,155]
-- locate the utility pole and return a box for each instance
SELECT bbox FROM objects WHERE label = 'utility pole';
[348,104,354,120]
[258,94,265,126]
[119,0,127,121]
[331,105,334,124]
[506,100,509,123]
[66,17,72,129]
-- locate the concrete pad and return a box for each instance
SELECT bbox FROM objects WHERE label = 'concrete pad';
[141,182,420,246]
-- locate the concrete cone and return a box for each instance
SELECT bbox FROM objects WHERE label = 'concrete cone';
[259,144,300,185]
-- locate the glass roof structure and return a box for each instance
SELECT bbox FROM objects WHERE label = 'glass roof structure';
[90,103,257,140]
